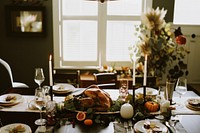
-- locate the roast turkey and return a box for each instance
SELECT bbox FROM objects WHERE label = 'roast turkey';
[75,85,112,111]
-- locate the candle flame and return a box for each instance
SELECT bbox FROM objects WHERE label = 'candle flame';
[145,54,147,61]
[49,55,52,61]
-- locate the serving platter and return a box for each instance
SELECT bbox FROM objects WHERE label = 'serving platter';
[69,109,120,115]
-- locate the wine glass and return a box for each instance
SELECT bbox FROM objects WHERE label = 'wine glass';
[34,68,45,88]
[34,88,46,125]
[175,77,187,109]
[155,87,165,120]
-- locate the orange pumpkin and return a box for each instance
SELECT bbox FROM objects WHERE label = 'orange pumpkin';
[145,101,159,112]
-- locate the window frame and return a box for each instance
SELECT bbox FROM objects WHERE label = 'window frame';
[52,0,152,69]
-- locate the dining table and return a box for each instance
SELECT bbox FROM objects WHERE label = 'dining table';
[0,87,200,133]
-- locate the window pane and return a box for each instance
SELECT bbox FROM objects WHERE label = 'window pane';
[174,0,200,25]
[62,0,97,16]
[106,21,140,61]
[62,20,97,61]
[107,0,142,16]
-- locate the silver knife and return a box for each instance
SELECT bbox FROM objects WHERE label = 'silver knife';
[128,120,134,133]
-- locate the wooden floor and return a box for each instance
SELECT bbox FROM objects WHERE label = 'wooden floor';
[188,84,200,96]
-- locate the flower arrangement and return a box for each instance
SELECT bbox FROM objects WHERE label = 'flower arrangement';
[129,7,190,80]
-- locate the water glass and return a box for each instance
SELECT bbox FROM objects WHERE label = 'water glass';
[175,77,187,108]
[119,80,129,101]
[175,77,187,96]
[164,79,176,104]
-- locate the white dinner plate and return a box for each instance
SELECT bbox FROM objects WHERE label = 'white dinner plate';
[0,93,23,106]
[53,83,75,94]
[134,120,168,133]
[135,87,158,96]
[0,123,32,133]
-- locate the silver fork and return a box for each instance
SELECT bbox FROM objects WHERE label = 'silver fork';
[124,121,129,133]
[165,121,176,133]
[169,120,178,133]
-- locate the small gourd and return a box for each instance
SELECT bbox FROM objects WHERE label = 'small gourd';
[145,101,159,112]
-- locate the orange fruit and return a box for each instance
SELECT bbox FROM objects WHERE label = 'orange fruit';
[84,119,93,126]
[76,111,86,121]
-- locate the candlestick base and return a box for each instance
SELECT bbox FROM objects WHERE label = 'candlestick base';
[132,85,135,106]
[143,86,146,103]
[50,86,53,101]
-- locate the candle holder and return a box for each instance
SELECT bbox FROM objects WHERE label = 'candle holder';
[50,86,53,101]
[132,85,135,106]
[143,86,146,103]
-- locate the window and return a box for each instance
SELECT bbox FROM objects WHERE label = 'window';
[53,0,152,69]
[173,0,200,35]
[174,0,200,25]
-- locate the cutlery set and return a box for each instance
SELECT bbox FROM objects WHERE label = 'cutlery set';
[165,120,179,133]
[124,120,134,133]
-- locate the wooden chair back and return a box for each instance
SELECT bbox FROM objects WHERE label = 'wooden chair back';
[93,73,117,89]
[53,69,80,88]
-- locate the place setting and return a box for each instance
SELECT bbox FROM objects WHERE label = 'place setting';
[0,93,23,107]
[185,98,200,111]
[53,83,75,94]
[0,123,32,133]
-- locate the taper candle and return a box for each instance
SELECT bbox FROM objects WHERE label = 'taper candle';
[132,60,136,86]
[143,54,147,86]
[49,55,53,86]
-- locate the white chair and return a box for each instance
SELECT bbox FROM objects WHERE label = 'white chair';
[0,58,28,93]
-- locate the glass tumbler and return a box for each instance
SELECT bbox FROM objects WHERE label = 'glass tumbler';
[164,79,176,104]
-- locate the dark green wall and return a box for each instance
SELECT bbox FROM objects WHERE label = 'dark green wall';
[0,0,173,88]
[153,0,174,22]
[0,0,53,88]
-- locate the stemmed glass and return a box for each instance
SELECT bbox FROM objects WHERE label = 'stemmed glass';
[175,77,187,109]
[155,87,165,120]
[34,68,45,88]
[34,88,47,125]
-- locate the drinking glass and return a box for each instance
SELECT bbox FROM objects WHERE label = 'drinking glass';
[155,87,164,120]
[164,79,176,105]
[34,88,46,125]
[34,68,45,88]
[119,79,129,101]
[175,77,187,108]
